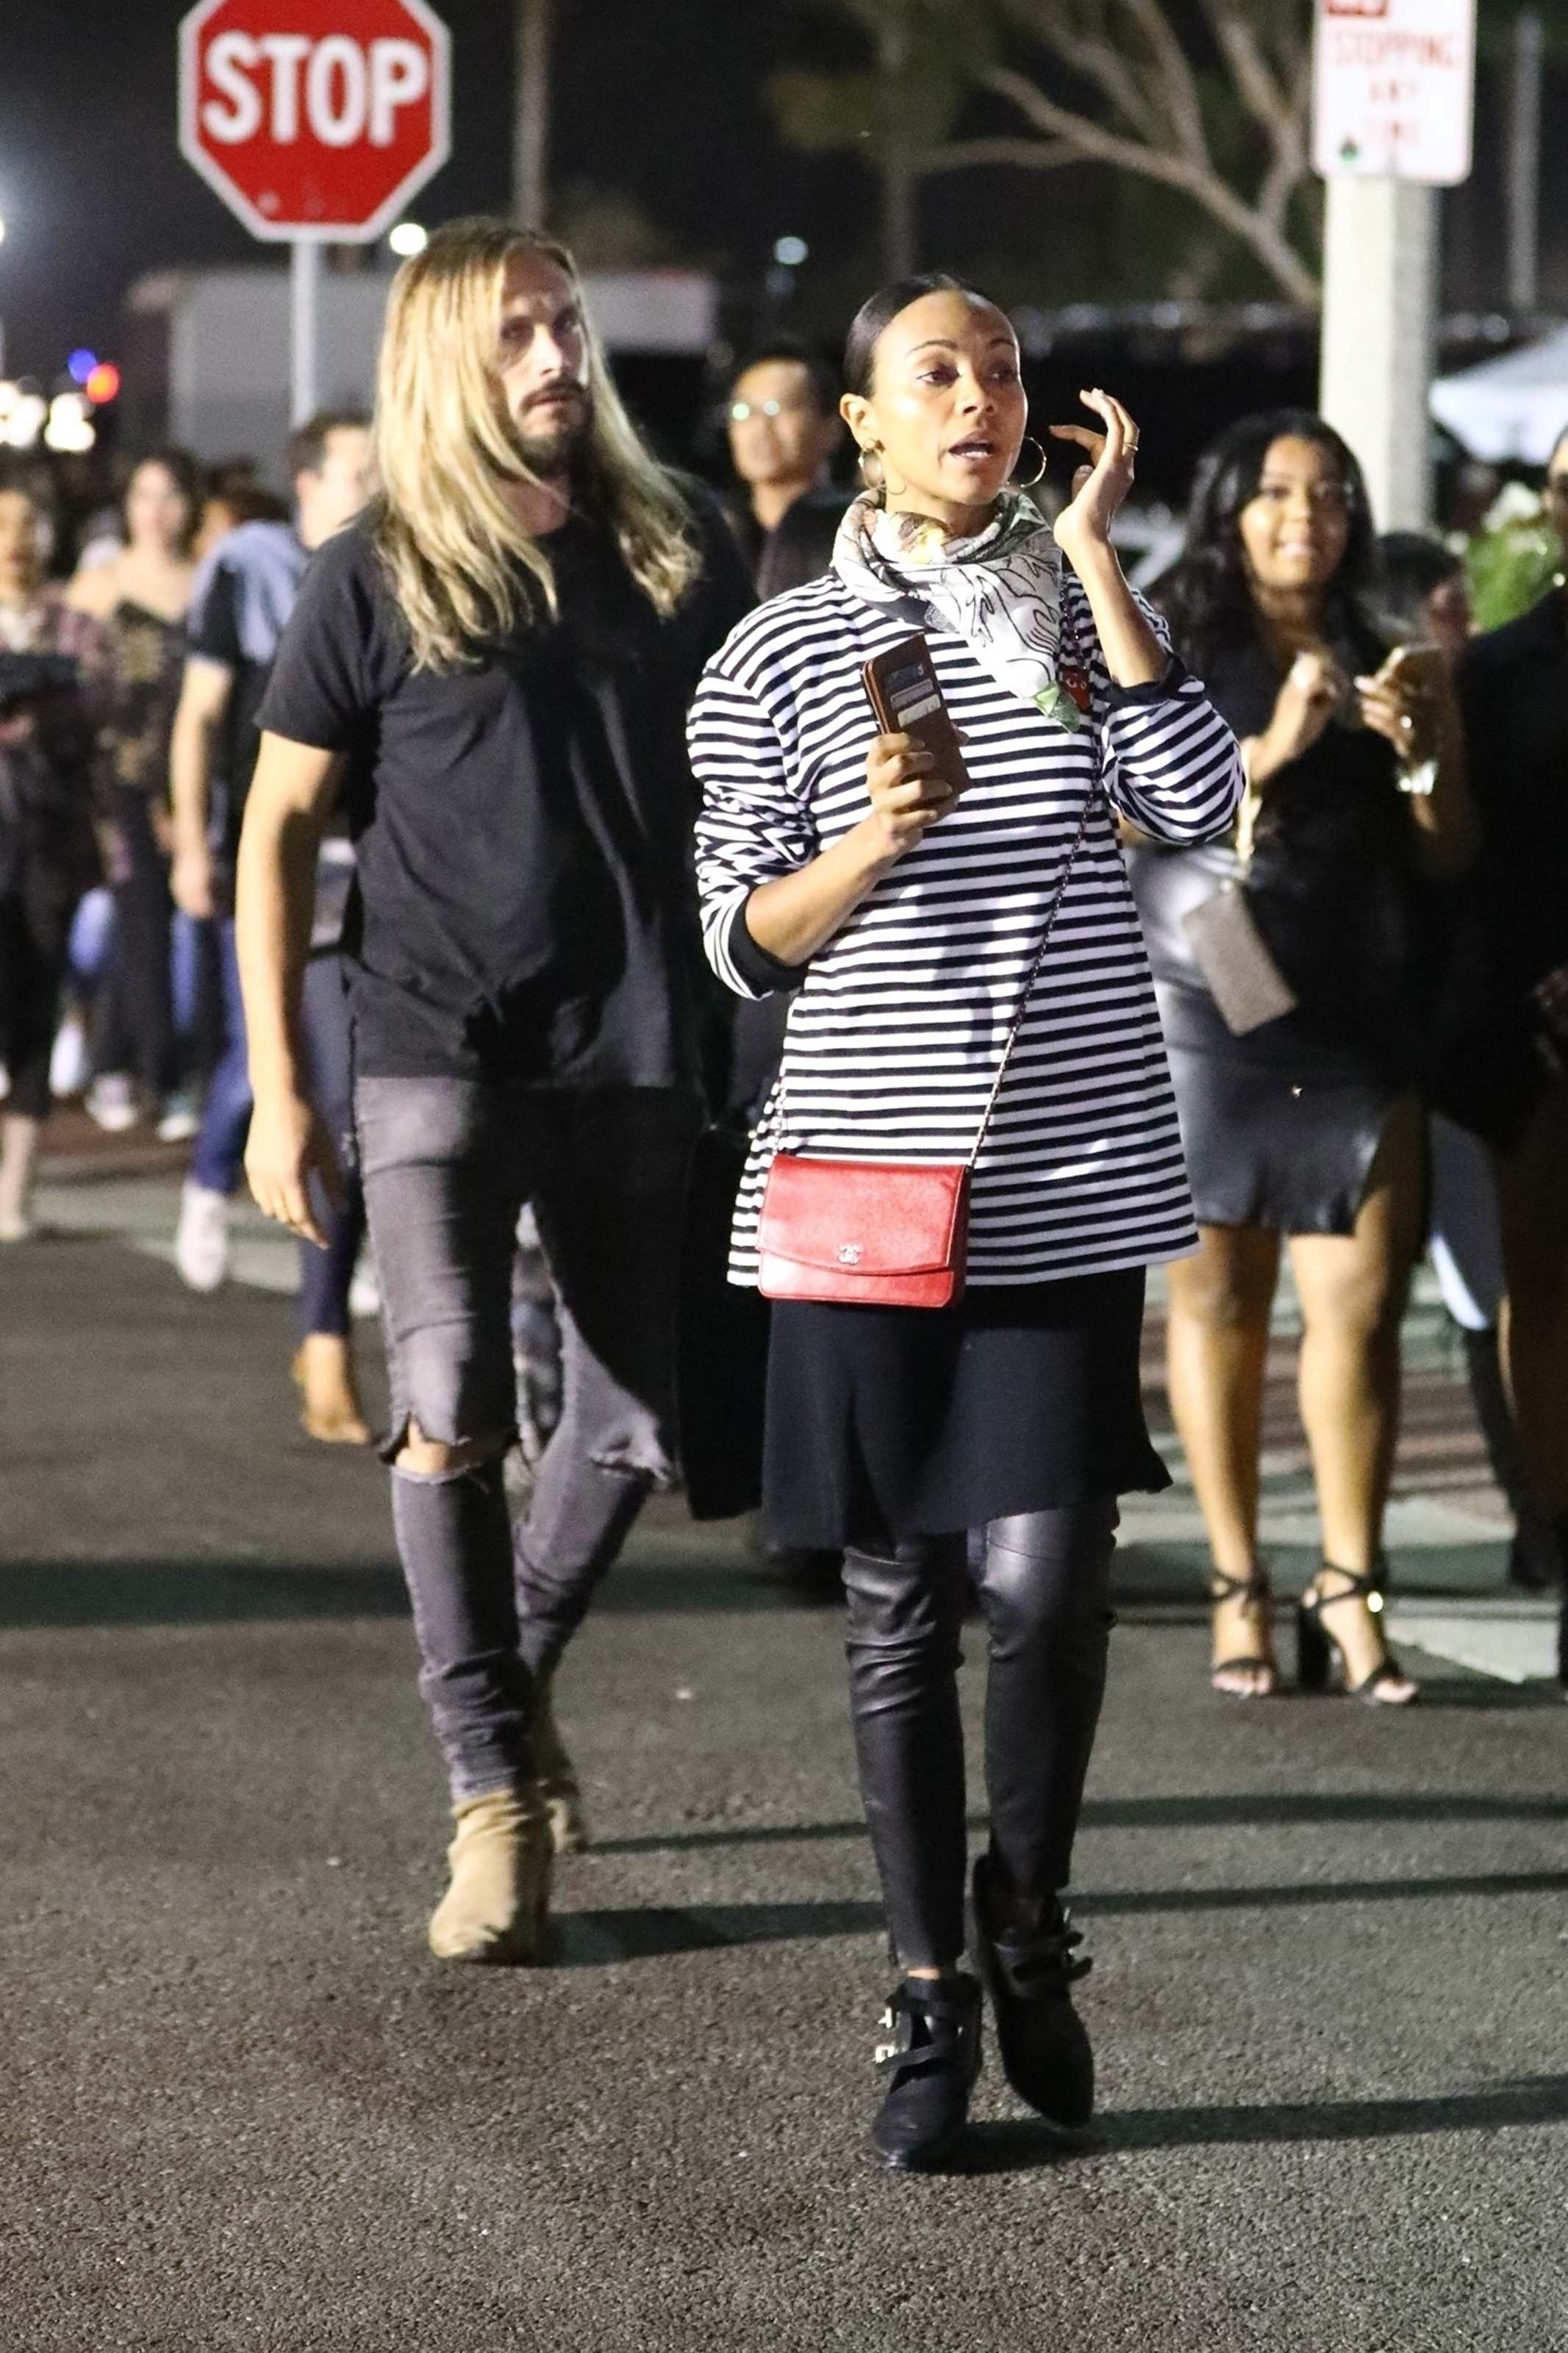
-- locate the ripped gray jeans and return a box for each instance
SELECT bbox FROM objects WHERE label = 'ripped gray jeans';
[356,1075,700,1799]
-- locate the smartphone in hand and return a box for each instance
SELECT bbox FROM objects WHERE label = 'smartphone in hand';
[862,635,970,801]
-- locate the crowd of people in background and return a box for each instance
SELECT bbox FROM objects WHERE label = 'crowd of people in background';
[1,310,1562,1609]
[1,304,1564,1632]
[4,216,1567,2171]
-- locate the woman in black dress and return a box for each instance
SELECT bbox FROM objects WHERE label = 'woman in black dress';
[1128,413,1475,1703]
[69,449,201,1135]
[690,274,1242,2168]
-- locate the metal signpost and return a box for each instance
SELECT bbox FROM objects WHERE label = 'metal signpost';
[176,0,451,423]
[1312,0,1477,529]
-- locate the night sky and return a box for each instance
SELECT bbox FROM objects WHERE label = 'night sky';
[0,1,871,382]
[0,1,1548,497]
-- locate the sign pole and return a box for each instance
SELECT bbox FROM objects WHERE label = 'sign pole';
[1319,174,1438,529]
[180,3,451,444]
[1311,0,1476,532]
[290,237,319,427]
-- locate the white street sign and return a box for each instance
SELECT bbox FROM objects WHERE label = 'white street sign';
[1312,0,1476,186]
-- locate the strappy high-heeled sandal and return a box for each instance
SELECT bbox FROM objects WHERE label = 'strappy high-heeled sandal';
[1296,1565,1418,1704]
[1207,1568,1280,1697]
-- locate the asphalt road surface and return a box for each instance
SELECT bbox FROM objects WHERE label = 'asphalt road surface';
[2,1202,1565,2352]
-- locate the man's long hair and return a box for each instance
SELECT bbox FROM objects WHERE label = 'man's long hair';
[373,216,700,673]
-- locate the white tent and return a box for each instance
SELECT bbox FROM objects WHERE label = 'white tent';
[1429,326,1568,463]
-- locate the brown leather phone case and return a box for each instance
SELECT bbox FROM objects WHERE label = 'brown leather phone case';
[862,634,969,798]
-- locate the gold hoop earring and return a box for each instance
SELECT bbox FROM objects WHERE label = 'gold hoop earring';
[1010,436,1047,490]
[859,445,910,501]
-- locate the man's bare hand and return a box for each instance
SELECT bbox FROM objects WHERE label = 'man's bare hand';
[245,1086,344,1250]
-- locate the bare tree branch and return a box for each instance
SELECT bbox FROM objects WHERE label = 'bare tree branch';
[1012,4,1167,149]
[982,62,1320,301]
[767,0,1320,299]
[1122,0,1214,170]
[1196,1,1295,141]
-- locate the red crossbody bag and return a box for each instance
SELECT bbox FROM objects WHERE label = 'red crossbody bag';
[756,625,1098,1310]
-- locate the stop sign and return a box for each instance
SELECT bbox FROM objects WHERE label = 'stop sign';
[178,0,451,241]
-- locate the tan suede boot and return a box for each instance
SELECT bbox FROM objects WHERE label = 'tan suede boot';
[532,1677,590,1855]
[427,1785,553,1963]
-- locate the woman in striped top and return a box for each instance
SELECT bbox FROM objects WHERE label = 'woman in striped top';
[688,275,1242,2171]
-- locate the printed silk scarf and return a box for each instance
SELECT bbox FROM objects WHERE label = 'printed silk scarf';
[831,488,1084,730]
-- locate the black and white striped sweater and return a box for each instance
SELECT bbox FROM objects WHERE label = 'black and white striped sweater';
[689,566,1243,1288]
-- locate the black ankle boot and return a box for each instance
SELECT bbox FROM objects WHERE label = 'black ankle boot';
[867,1974,983,2171]
[970,1854,1094,2129]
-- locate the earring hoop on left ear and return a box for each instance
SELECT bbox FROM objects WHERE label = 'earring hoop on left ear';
[1010,436,1047,490]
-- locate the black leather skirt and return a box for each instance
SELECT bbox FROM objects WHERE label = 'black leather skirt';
[1130,844,1414,1232]
[1159,988,1403,1235]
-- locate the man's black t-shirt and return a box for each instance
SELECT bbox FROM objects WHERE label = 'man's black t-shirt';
[257,490,752,1085]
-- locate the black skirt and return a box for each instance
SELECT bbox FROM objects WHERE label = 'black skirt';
[1167,1043,1400,1235]
[762,1269,1170,1549]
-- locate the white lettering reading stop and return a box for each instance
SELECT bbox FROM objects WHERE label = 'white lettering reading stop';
[201,31,430,148]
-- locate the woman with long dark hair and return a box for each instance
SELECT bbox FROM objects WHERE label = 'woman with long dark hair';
[689,274,1241,2168]
[70,448,202,1136]
[1131,413,1475,1702]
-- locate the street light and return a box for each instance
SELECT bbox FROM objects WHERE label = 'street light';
[388,220,428,257]
[765,233,809,322]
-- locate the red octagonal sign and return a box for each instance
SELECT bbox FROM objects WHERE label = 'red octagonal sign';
[179,0,451,241]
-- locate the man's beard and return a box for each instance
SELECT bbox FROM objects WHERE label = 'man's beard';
[515,393,590,482]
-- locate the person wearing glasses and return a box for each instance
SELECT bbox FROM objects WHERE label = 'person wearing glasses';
[723,343,845,601]
[1128,412,1476,1705]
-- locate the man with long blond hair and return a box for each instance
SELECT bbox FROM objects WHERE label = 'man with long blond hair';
[234,218,751,1963]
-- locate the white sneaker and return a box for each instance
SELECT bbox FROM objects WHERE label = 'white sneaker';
[175,1180,229,1291]
[48,1018,86,1099]
[155,1093,199,1143]
[348,1263,381,1318]
[86,1073,140,1132]
[0,1211,33,1244]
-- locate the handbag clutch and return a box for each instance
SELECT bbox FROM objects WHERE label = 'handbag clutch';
[1181,882,1298,1035]
[757,615,1100,1310]
[756,1156,970,1310]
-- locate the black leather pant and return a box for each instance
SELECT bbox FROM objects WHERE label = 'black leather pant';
[842,1499,1119,1971]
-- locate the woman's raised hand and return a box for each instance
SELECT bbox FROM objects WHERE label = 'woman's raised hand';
[1270,648,1347,763]
[1355,644,1444,765]
[864,730,961,859]
[1050,389,1140,563]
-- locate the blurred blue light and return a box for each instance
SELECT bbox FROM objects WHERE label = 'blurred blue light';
[68,349,98,386]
